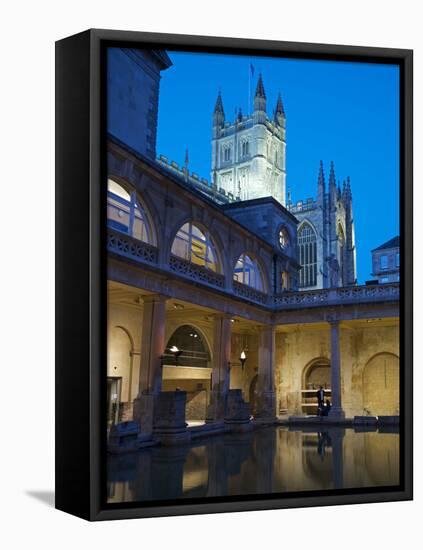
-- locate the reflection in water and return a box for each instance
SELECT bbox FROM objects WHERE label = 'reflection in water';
[107,426,400,503]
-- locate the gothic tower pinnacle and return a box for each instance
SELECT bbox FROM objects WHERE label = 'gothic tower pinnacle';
[213,91,225,127]
[254,74,267,112]
[329,160,337,207]
[274,92,286,127]
[317,160,325,204]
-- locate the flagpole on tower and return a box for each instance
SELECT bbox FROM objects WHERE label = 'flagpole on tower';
[248,63,251,115]
[248,62,255,114]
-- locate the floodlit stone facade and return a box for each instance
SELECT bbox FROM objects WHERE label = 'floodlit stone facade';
[211,77,286,205]
[107,137,400,438]
[106,48,399,447]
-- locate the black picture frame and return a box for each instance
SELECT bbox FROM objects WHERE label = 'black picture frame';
[55,29,413,521]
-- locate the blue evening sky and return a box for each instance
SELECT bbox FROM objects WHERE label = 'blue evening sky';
[156,51,400,283]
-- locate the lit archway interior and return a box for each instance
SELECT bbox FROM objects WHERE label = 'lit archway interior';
[162,325,212,423]
[302,359,331,415]
[107,326,133,426]
[363,353,399,416]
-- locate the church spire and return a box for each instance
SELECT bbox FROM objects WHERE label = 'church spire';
[254,73,267,112]
[275,92,285,115]
[329,161,337,207]
[213,91,225,130]
[344,176,352,204]
[317,160,325,204]
[274,92,285,126]
[214,90,224,114]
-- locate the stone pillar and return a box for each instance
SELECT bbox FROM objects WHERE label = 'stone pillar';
[255,324,277,421]
[206,313,232,423]
[329,321,345,418]
[133,294,167,435]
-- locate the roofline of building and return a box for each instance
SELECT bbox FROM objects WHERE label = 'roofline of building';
[371,236,400,252]
[222,195,299,224]
[107,134,301,268]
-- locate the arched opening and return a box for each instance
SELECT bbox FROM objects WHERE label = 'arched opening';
[301,358,331,415]
[162,325,212,424]
[107,177,155,244]
[233,253,265,292]
[107,326,134,426]
[298,222,317,288]
[249,375,258,416]
[363,353,399,416]
[171,222,221,272]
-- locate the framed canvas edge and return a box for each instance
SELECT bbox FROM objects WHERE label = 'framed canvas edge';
[56,28,413,522]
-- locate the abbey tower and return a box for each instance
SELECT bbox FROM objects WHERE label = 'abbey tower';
[211,74,356,289]
[211,75,286,205]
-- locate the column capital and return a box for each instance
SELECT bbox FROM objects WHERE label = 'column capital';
[212,312,233,321]
[139,293,169,304]
[257,323,276,333]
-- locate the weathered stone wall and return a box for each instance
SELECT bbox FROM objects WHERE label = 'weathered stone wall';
[162,379,209,421]
[275,322,399,417]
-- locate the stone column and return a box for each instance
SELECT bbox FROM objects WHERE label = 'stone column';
[255,324,277,421]
[133,294,167,435]
[329,321,345,418]
[206,313,232,423]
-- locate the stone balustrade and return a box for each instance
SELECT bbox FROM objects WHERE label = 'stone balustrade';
[233,280,269,305]
[274,283,399,309]
[108,226,399,311]
[169,255,226,288]
[107,228,158,264]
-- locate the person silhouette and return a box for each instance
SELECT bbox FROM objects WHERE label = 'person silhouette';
[316,386,325,415]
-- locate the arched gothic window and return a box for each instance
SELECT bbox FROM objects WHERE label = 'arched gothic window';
[241,140,250,157]
[298,222,317,287]
[171,222,220,272]
[222,144,231,162]
[107,178,153,244]
[233,253,265,291]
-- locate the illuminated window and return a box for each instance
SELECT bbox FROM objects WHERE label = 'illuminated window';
[233,254,264,291]
[380,255,388,270]
[298,222,317,287]
[171,222,219,272]
[107,178,153,243]
[396,252,400,267]
[279,227,290,250]
[281,271,290,290]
